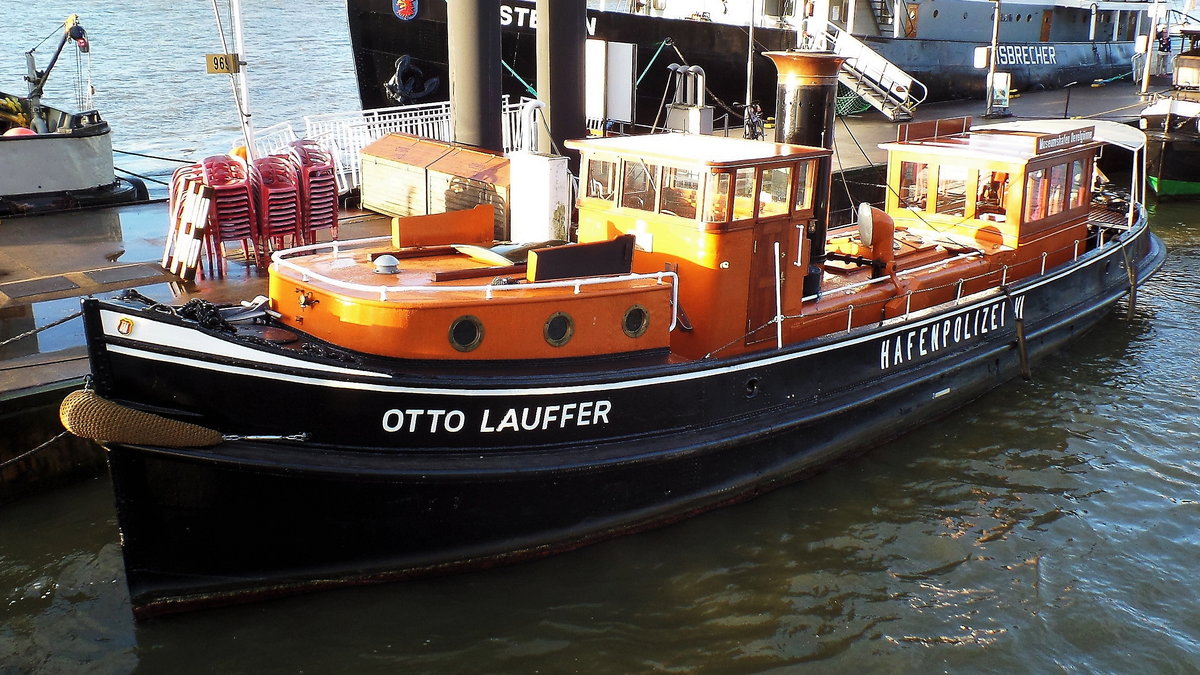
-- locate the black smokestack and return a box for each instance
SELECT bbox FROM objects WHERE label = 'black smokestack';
[765,51,845,296]
[448,0,503,152]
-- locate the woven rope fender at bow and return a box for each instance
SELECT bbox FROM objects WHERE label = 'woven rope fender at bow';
[59,389,224,448]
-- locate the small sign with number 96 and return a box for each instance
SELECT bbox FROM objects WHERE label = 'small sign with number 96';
[206,53,240,74]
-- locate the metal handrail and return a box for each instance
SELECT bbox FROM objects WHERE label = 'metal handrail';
[825,26,928,108]
[270,238,682,331]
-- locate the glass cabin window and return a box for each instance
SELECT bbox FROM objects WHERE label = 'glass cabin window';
[976,169,1009,221]
[759,166,793,218]
[586,158,617,200]
[792,160,812,211]
[733,167,757,219]
[703,172,731,222]
[661,166,701,219]
[1025,168,1047,221]
[899,161,929,210]
[935,164,968,217]
[621,161,659,211]
[1047,163,1068,216]
[1069,159,1089,208]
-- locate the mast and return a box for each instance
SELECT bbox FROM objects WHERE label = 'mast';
[230,0,256,159]
[746,0,757,106]
[24,15,85,133]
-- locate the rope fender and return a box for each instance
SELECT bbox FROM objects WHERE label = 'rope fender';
[59,389,224,448]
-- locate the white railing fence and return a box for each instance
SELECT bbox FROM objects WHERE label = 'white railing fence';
[299,98,525,194]
[254,98,609,195]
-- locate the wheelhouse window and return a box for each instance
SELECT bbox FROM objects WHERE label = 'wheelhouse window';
[1047,164,1068,216]
[759,166,793,218]
[900,161,929,210]
[792,160,812,212]
[621,161,658,211]
[976,169,1009,220]
[661,166,701,219]
[733,167,757,220]
[1024,168,1047,221]
[586,158,617,200]
[703,171,731,222]
[935,164,968,217]
[1069,159,1089,208]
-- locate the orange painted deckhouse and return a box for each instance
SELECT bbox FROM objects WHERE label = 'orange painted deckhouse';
[266,117,1143,366]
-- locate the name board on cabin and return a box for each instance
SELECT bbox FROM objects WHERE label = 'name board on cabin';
[1034,127,1095,154]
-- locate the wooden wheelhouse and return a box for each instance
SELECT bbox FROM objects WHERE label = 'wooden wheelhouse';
[569,133,831,359]
[882,117,1102,251]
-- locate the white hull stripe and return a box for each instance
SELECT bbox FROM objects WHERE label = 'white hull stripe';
[100,309,390,379]
[101,232,1138,397]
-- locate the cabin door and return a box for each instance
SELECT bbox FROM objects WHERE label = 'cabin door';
[904,3,919,38]
[746,220,795,345]
[1040,10,1052,42]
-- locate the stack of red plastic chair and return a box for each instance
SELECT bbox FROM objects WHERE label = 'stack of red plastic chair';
[288,139,339,244]
[200,154,259,272]
[252,155,303,255]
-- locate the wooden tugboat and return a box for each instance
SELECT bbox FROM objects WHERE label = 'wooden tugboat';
[63,52,1164,619]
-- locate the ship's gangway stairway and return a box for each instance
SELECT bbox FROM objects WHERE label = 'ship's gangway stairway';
[820,26,927,122]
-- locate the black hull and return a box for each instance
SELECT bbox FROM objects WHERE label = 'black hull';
[1142,110,1200,197]
[86,222,1164,618]
[347,0,1137,124]
[0,177,149,218]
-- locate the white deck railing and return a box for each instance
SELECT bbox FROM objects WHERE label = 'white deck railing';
[294,98,525,194]
[252,121,300,158]
[254,98,608,196]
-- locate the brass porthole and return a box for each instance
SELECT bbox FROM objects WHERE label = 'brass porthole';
[544,312,574,347]
[449,315,484,352]
[622,305,649,338]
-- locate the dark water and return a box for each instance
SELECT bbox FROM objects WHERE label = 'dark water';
[1,206,1196,671]
[4,3,1200,673]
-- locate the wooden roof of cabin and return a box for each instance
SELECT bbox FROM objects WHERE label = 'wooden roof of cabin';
[361,134,453,167]
[361,133,509,184]
[565,133,830,168]
[880,127,1101,162]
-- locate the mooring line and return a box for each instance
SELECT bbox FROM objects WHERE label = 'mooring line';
[115,165,169,186]
[0,432,70,470]
[0,311,82,348]
[113,148,193,164]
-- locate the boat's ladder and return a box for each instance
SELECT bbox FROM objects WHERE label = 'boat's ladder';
[820,26,927,122]
[868,0,895,32]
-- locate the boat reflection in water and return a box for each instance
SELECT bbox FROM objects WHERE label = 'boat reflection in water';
[62,51,1164,619]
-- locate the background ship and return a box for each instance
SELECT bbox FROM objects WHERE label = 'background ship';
[347,0,1155,126]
